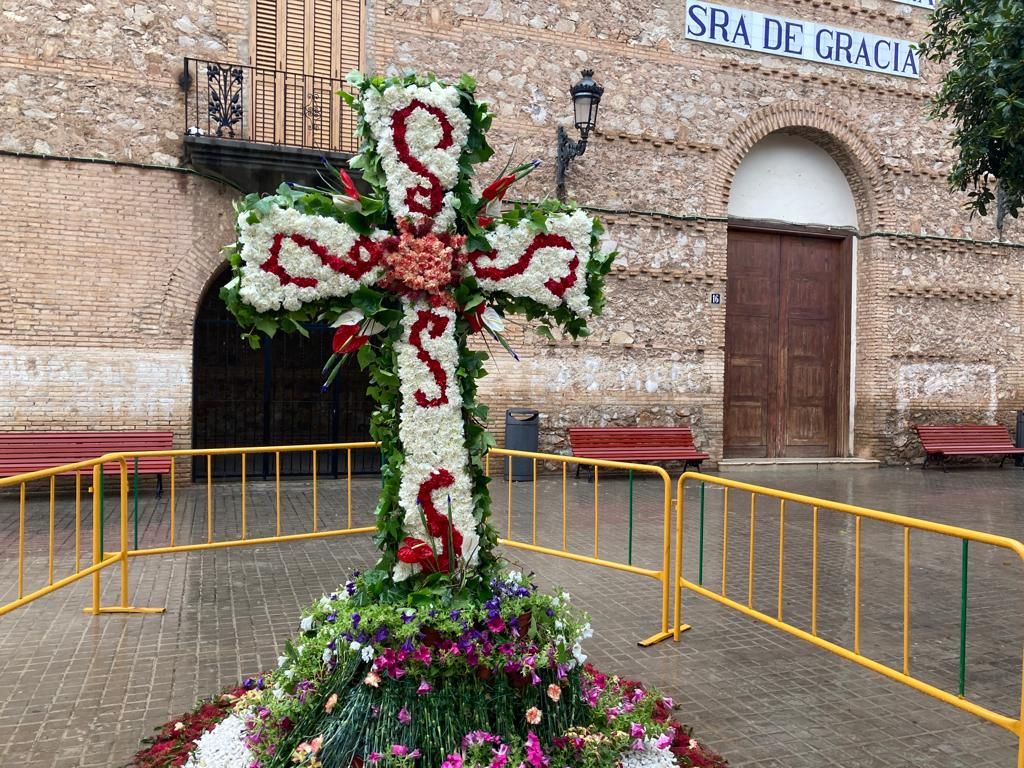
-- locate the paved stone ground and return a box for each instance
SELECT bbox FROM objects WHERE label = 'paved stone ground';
[1,462,1023,767]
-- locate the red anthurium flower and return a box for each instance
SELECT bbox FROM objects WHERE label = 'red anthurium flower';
[332,324,369,354]
[397,536,433,563]
[464,302,487,333]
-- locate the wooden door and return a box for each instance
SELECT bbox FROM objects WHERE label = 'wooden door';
[724,229,848,458]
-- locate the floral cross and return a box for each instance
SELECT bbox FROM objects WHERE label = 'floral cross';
[222,72,614,593]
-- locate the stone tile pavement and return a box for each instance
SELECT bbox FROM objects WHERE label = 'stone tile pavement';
[1,462,1023,767]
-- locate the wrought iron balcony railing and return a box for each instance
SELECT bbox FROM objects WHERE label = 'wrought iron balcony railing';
[181,57,359,153]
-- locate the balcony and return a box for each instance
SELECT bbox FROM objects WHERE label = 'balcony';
[181,57,359,192]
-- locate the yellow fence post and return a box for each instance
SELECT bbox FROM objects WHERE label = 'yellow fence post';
[90,464,101,615]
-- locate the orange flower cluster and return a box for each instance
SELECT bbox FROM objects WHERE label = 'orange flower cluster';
[378,219,468,304]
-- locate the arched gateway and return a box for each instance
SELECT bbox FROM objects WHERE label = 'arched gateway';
[723,131,859,458]
[191,268,379,478]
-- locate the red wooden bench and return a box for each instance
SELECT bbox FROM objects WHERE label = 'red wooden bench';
[914,424,1024,470]
[0,431,174,494]
[568,426,709,477]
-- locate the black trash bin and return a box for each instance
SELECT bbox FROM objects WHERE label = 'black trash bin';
[504,409,539,481]
[1016,410,1024,467]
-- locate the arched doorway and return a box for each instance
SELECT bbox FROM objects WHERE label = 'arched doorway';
[192,268,379,478]
[724,133,857,458]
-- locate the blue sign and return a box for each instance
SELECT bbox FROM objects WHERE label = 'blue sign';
[710,293,722,305]
[685,1,920,79]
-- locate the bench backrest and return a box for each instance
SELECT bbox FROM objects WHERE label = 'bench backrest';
[568,427,698,450]
[914,424,1015,449]
[0,431,174,475]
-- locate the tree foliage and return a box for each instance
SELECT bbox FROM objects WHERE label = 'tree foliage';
[918,0,1024,218]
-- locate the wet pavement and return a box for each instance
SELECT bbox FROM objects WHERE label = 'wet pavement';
[1,462,1023,767]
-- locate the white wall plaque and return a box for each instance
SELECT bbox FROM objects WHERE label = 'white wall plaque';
[685,1,921,79]
[890,0,934,8]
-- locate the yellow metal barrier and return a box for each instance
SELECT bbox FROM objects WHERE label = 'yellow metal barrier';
[673,471,1024,766]
[488,448,682,647]
[0,459,121,617]
[115,442,380,558]
[2,443,678,649]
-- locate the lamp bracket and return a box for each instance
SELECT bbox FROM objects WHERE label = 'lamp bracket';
[555,125,589,202]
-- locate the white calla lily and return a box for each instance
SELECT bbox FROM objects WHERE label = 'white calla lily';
[331,308,365,328]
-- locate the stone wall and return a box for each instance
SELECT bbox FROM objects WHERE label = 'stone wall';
[1,0,1022,464]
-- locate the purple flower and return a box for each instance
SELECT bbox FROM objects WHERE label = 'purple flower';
[417,679,432,695]
[450,609,461,621]
[629,723,646,739]
[397,707,412,725]
[351,613,361,629]
[326,612,337,624]
[375,626,390,643]
[401,610,417,624]
[655,730,674,749]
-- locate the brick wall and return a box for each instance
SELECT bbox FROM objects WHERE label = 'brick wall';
[1,0,1022,464]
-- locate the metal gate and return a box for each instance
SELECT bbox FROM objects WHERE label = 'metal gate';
[191,271,379,479]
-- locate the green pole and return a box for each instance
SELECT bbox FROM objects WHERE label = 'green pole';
[627,470,634,566]
[99,470,104,556]
[698,481,706,587]
[958,539,969,697]
[133,457,140,551]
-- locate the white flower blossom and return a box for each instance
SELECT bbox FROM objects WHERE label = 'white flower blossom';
[299,616,315,632]
[236,204,388,313]
[619,738,679,768]
[183,714,252,768]
[277,655,287,668]
[473,210,594,314]
[349,640,362,652]
[361,645,376,662]
[361,82,470,232]
[392,299,478,581]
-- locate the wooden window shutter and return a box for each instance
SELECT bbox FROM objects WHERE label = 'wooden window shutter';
[251,0,362,149]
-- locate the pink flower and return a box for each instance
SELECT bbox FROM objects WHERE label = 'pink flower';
[364,671,381,687]
[324,693,338,713]
[655,729,674,750]
[368,753,382,763]
[629,723,646,740]
[391,745,408,756]
[416,679,432,695]
[546,684,561,702]
[440,754,464,768]
[525,707,542,725]
[489,743,510,768]
[397,707,412,725]
[524,731,549,768]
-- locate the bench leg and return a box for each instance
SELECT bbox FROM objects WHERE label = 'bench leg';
[575,464,581,479]
[1000,455,1007,469]
[157,474,164,498]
